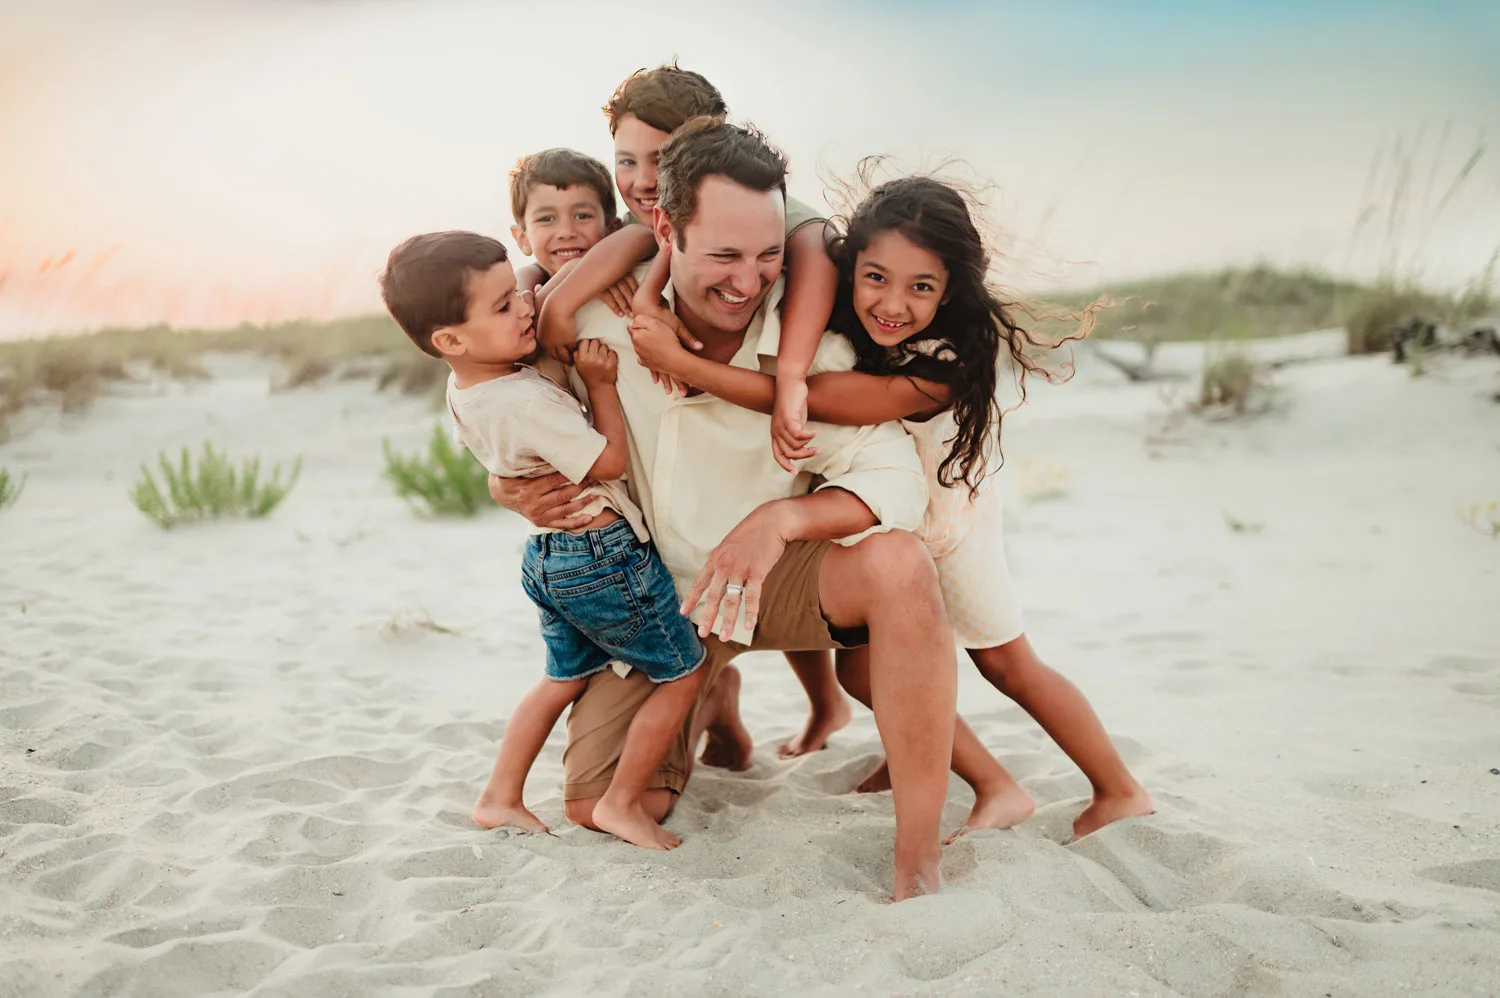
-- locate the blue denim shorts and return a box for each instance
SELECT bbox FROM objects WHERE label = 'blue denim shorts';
[520,518,704,684]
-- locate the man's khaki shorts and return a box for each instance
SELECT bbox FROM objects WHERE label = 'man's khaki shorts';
[560,540,867,800]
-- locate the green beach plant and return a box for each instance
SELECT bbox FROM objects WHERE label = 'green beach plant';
[383,426,491,517]
[131,442,302,529]
[0,466,26,509]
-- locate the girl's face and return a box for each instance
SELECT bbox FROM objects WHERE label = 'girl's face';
[851,230,950,347]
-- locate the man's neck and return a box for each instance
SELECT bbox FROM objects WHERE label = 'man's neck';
[673,296,747,367]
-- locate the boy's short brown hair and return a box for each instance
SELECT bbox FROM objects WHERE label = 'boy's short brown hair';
[509,148,617,225]
[602,61,728,136]
[379,231,507,358]
[657,118,787,242]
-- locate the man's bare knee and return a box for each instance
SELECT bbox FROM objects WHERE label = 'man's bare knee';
[565,797,602,831]
[851,531,941,602]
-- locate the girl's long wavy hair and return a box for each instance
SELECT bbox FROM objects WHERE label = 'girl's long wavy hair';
[826,173,1091,496]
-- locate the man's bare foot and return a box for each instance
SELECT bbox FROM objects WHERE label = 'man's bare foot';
[944,781,1035,844]
[778,696,853,758]
[698,666,753,771]
[593,796,682,850]
[893,849,943,901]
[472,798,549,833]
[1070,784,1154,841]
[853,759,891,794]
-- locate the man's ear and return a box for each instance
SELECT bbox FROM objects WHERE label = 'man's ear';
[431,326,464,357]
[511,224,533,258]
[652,208,674,254]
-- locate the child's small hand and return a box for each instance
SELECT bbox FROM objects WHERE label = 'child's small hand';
[771,376,819,472]
[573,339,619,386]
[627,313,693,396]
[538,298,578,364]
[598,274,639,318]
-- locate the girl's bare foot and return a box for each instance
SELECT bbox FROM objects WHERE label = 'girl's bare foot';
[944,780,1035,844]
[472,798,549,832]
[853,759,892,794]
[593,797,682,850]
[777,697,853,758]
[1070,784,1154,841]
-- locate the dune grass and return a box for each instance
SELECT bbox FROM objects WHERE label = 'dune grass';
[0,314,444,439]
[382,426,492,517]
[0,466,26,510]
[131,442,302,529]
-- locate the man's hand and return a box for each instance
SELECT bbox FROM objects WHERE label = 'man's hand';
[680,502,793,641]
[770,375,819,473]
[598,273,639,318]
[574,339,619,388]
[488,471,595,530]
[537,298,578,364]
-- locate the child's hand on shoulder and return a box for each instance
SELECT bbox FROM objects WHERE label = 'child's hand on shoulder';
[573,339,619,386]
[771,376,818,473]
[598,273,639,318]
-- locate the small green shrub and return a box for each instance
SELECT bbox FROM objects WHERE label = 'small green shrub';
[131,443,302,529]
[383,426,491,517]
[0,466,26,509]
[1195,344,1269,416]
[1460,502,1500,539]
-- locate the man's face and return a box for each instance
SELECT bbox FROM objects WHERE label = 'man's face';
[511,183,610,277]
[657,175,785,338]
[431,260,536,364]
[613,114,672,223]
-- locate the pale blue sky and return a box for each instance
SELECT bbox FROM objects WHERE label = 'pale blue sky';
[1,0,1495,335]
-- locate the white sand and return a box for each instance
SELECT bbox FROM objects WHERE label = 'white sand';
[2,344,1498,996]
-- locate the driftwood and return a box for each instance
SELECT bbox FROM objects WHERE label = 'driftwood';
[1085,340,1182,382]
[1389,317,1500,363]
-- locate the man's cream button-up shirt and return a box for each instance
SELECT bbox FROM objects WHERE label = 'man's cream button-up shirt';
[564,267,928,646]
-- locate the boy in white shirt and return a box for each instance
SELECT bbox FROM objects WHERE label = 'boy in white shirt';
[380,230,706,851]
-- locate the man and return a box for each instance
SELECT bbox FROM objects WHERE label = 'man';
[492,119,957,900]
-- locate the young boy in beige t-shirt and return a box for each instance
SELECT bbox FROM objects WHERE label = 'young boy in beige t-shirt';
[380,230,706,851]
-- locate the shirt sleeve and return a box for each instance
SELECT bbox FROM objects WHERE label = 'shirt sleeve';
[784,194,827,238]
[525,390,608,485]
[803,419,928,547]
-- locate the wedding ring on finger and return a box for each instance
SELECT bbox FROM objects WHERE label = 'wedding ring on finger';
[724,582,746,598]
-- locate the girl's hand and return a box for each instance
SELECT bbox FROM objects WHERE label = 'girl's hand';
[770,376,818,473]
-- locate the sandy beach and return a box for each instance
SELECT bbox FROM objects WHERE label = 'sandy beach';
[2,341,1498,996]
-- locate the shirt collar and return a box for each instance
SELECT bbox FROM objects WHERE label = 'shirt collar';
[661,273,788,370]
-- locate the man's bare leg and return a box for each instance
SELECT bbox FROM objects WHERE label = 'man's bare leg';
[969,638,1152,840]
[778,650,853,758]
[819,532,955,901]
[593,667,709,850]
[835,647,1034,841]
[474,677,586,831]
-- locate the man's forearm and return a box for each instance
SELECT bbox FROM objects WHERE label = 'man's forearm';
[761,488,878,543]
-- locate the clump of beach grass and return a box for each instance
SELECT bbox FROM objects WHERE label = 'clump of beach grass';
[0,466,26,509]
[131,442,302,529]
[383,426,491,517]
[1194,342,1271,418]
[1460,502,1500,539]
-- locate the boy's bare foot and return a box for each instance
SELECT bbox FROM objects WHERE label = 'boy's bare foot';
[1070,784,1154,841]
[853,758,891,794]
[593,797,682,850]
[698,666,753,771]
[472,799,549,833]
[778,696,853,758]
[944,781,1035,844]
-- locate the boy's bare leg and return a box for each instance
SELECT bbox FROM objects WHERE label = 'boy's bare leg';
[818,532,956,901]
[473,677,587,831]
[564,663,750,832]
[968,638,1152,840]
[835,647,1034,840]
[778,650,853,758]
[593,666,710,850]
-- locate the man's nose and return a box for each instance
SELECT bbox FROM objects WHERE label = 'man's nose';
[729,260,761,296]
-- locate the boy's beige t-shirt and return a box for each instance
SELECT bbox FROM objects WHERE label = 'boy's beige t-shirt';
[446,366,649,542]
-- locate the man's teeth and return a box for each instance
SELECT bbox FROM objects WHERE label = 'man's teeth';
[714,289,750,304]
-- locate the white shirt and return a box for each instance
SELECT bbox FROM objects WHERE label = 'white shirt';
[566,268,928,643]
